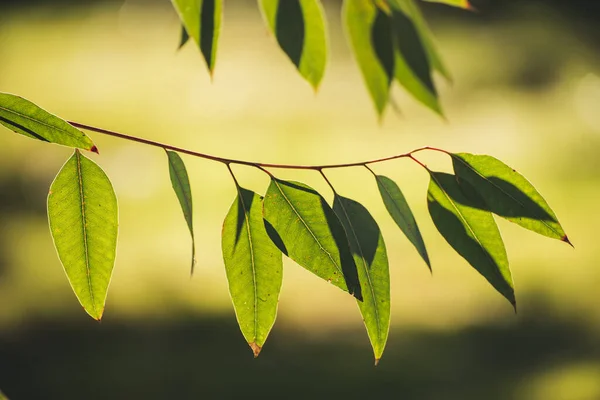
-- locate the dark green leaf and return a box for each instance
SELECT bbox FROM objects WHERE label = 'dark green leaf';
[375,175,430,270]
[179,25,190,49]
[222,187,283,357]
[427,172,515,307]
[259,0,328,89]
[0,92,96,151]
[452,153,570,244]
[344,0,395,116]
[48,150,118,320]
[333,195,390,363]
[171,0,223,73]
[263,179,361,298]
[166,151,196,274]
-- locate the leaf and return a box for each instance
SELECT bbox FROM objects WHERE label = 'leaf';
[259,0,328,90]
[0,92,96,151]
[166,151,196,274]
[427,172,515,307]
[333,195,390,364]
[375,175,430,270]
[421,0,473,10]
[0,389,8,400]
[48,150,118,320]
[171,0,223,73]
[263,179,361,298]
[179,25,190,49]
[222,187,283,357]
[451,153,570,244]
[344,0,395,116]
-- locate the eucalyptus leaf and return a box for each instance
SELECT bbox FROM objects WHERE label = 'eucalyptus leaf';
[0,92,96,151]
[0,389,7,400]
[421,0,472,9]
[171,0,223,73]
[344,0,395,116]
[222,187,283,357]
[333,195,390,364]
[451,153,570,244]
[427,172,515,307]
[166,151,196,274]
[179,25,190,49]
[375,175,430,270]
[263,179,361,298]
[259,0,328,89]
[48,150,118,320]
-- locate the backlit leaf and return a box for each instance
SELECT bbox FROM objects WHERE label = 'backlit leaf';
[333,195,390,363]
[171,0,223,73]
[452,153,570,244]
[0,92,96,151]
[263,179,361,298]
[48,150,118,320]
[222,187,283,357]
[427,172,515,307]
[166,151,196,274]
[421,0,473,10]
[344,0,395,116]
[375,175,430,270]
[259,0,328,89]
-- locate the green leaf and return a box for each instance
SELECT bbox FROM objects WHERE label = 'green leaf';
[263,179,361,298]
[375,175,430,270]
[48,150,118,320]
[0,389,8,400]
[427,172,515,307]
[333,195,390,364]
[171,0,223,73]
[451,153,570,244]
[0,92,96,151]
[421,0,473,10]
[259,0,328,89]
[222,187,283,357]
[179,25,190,49]
[166,151,196,274]
[344,0,395,116]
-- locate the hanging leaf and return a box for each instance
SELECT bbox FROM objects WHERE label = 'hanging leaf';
[166,151,196,274]
[259,0,328,89]
[427,172,515,308]
[421,0,473,10]
[179,25,190,49]
[48,150,118,320]
[222,187,283,357]
[0,92,96,151]
[171,0,223,73]
[344,0,395,116]
[451,153,570,244]
[375,175,430,270]
[333,195,390,364]
[263,179,361,298]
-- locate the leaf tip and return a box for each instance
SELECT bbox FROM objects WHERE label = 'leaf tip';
[374,358,381,367]
[562,235,574,248]
[249,342,262,358]
[90,145,99,154]
[511,300,517,314]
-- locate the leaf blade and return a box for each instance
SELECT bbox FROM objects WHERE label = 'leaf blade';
[0,92,95,151]
[421,0,473,10]
[263,179,361,298]
[427,172,515,307]
[333,195,390,363]
[222,188,283,357]
[48,150,118,320]
[166,151,196,274]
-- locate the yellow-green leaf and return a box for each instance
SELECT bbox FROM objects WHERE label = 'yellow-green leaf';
[48,150,118,320]
[421,0,473,10]
[222,187,283,357]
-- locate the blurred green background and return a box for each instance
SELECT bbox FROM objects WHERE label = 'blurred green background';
[1,0,600,399]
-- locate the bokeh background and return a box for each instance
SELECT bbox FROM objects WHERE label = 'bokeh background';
[1,0,600,398]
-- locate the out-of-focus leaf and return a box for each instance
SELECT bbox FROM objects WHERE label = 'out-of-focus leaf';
[171,0,223,73]
[375,175,430,270]
[48,150,118,320]
[166,151,196,274]
[0,389,8,400]
[344,0,395,116]
[421,0,472,10]
[179,25,190,49]
[427,172,515,308]
[263,179,361,298]
[222,187,283,357]
[259,0,327,89]
[0,92,96,151]
[452,153,570,244]
[333,195,390,364]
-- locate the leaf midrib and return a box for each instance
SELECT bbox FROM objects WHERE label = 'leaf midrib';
[0,103,82,141]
